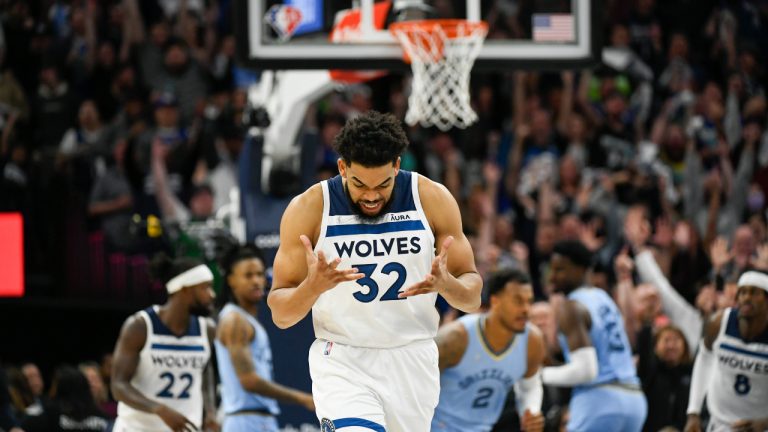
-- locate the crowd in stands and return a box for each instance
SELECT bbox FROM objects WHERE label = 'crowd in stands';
[2,0,768,431]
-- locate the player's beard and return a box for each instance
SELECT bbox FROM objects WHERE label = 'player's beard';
[189,301,212,317]
[344,182,394,222]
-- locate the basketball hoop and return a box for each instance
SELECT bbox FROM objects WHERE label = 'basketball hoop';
[390,19,488,131]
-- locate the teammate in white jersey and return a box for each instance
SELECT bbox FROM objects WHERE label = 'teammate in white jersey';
[269,111,483,431]
[215,244,315,432]
[685,270,768,432]
[111,254,218,432]
[433,268,545,432]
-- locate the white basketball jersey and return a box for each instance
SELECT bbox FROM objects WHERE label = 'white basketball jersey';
[313,170,438,348]
[707,307,768,425]
[115,306,211,431]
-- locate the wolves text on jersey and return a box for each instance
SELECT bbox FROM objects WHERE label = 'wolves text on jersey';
[151,354,208,369]
[334,237,422,259]
[717,351,768,375]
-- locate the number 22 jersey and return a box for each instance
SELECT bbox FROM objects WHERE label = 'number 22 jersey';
[313,170,438,348]
[114,306,210,432]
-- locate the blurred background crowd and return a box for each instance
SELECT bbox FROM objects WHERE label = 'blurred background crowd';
[2,0,768,431]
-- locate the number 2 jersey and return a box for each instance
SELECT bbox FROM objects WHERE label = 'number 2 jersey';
[432,314,530,432]
[115,306,210,432]
[706,307,768,425]
[313,170,438,348]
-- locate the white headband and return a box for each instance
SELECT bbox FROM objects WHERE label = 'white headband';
[166,264,213,294]
[737,271,768,293]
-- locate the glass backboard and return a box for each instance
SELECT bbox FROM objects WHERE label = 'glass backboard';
[234,0,602,70]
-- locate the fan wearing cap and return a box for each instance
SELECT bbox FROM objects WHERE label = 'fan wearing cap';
[111,253,219,432]
[685,270,768,432]
[545,240,647,432]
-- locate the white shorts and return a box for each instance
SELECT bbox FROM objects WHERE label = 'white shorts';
[308,338,440,432]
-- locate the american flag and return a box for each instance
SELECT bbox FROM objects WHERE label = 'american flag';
[533,14,574,42]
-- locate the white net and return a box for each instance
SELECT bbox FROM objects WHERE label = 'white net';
[390,20,488,131]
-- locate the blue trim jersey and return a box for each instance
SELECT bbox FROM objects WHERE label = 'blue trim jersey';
[215,303,280,416]
[313,170,438,348]
[115,306,210,432]
[562,287,639,389]
[432,314,530,432]
[706,307,768,424]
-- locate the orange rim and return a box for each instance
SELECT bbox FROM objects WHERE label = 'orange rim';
[389,19,488,63]
[389,19,488,39]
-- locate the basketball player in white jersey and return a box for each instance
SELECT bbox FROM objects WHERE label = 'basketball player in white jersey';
[111,254,218,432]
[269,111,483,432]
[684,270,768,432]
[432,268,546,432]
[215,244,315,432]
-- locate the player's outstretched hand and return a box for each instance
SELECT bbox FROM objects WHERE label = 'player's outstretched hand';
[521,409,544,432]
[301,235,363,294]
[399,236,454,298]
[155,404,198,432]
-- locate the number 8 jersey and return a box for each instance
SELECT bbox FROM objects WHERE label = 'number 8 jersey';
[115,306,210,432]
[313,170,438,348]
[707,307,768,425]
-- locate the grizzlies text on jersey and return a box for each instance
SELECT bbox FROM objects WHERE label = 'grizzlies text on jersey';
[432,314,530,432]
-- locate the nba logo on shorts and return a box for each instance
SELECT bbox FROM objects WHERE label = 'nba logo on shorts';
[323,341,333,356]
[321,418,336,432]
[264,5,303,41]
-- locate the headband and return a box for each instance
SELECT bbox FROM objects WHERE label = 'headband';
[166,264,213,294]
[736,271,768,293]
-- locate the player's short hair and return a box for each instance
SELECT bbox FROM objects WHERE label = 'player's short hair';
[486,268,532,298]
[552,240,593,269]
[219,244,265,278]
[148,252,205,284]
[217,244,266,308]
[333,110,409,167]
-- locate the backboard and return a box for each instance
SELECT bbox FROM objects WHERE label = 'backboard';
[234,0,602,71]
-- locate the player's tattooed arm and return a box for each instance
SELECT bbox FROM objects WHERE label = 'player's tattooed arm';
[435,321,468,370]
[218,312,256,378]
[557,300,592,351]
[218,311,314,411]
[111,314,155,410]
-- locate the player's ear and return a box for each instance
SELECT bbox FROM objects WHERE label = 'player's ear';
[337,158,347,178]
[394,157,401,174]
